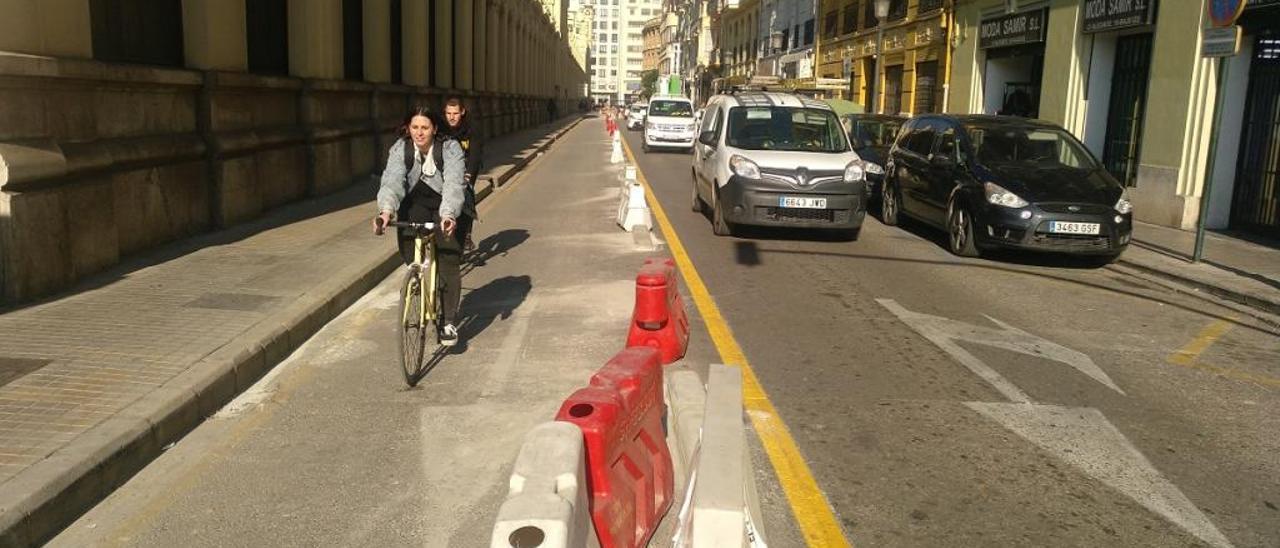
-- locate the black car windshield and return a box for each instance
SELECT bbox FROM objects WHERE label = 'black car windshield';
[967,126,1099,170]
[648,100,692,117]
[845,118,902,149]
[727,107,850,152]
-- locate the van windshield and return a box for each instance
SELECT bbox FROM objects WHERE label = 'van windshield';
[649,100,693,117]
[727,107,850,153]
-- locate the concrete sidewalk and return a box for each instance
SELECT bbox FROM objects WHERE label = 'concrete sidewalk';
[1117,221,1280,317]
[0,115,585,546]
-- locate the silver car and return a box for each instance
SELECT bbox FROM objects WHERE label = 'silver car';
[691,91,870,238]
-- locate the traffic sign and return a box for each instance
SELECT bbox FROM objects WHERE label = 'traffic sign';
[1208,0,1246,28]
[1202,26,1242,57]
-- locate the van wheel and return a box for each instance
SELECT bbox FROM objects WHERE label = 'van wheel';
[691,176,704,213]
[712,188,733,237]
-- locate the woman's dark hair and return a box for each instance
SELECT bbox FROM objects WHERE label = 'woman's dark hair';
[400,106,439,138]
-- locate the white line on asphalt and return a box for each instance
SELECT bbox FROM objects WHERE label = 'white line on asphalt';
[967,403,1235,548]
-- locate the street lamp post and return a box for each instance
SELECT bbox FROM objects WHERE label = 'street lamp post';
[873,0,889,114]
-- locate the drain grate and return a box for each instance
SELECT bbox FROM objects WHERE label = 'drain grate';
[0,357,53,388]
[184,292,279,312]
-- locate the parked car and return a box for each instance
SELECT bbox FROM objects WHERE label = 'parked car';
[643,95,697,152]
[882,115,1132,261]
[692,91,869,237]
[840,114,904,200]
[627,103,647,130]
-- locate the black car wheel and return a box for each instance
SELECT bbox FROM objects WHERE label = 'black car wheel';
[948,202,980,257]
[881,180,901,226]
[712,188,733,236]
[691,174,704,213]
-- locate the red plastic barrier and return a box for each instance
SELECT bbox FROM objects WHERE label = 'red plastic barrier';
[555,347,673,548]
[626,258,690,364]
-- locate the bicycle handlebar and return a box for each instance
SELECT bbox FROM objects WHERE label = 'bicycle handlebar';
[374,217,435,236]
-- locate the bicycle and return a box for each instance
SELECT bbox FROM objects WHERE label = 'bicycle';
[378,219,441,387]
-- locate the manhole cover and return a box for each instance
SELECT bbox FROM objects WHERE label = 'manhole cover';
[185,292,279,312]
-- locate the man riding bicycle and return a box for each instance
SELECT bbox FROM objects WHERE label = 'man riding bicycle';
[374,106,468,347]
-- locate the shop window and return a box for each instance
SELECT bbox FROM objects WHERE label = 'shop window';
[914,61,939,114]
[343,0,363,80]
[90,0,184,67]
[247,0,288,75]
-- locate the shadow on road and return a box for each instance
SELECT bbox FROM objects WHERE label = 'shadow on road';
[749,245,1279,337]
[881,215,1117,270]
[463,228,531,276]
[456,275,534,346]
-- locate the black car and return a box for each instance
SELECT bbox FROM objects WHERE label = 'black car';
[840,114,904,198]
[882,115,1132,261]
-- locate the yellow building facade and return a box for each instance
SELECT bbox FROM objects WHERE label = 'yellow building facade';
[816,0,951,113]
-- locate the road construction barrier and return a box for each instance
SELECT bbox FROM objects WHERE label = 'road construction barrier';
[626,258,689,364]
[555,347,674,548]
[616,182,653,233]
[490,422,598,548]
[611,134,624,164]
[670,364,769,548]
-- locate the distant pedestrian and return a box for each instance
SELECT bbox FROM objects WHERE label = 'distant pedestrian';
[547,98,557,123]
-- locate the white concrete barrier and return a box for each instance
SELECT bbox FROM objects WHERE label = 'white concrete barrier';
[665,368,706,475]
[610,133,623,164]
[490,421,597,548]
[669,364,770,548]
[616,182,653,233]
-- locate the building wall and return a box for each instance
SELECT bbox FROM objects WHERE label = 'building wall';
[817,0,949,111]
[0,0,587,304]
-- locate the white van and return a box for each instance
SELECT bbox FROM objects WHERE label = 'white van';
[691,91,868,238]
[642,95,696,152]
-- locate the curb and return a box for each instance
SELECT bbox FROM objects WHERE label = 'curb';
[1113,257,1280,318]
[0,118,586,547]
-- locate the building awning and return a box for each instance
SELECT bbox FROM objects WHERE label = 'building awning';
[779,49,813,65]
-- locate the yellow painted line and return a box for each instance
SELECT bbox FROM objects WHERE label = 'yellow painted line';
[1168,319,1233,367]
[1167,319,1280,389]
[620,136,851,547]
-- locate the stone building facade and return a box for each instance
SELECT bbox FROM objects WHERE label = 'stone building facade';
[0,0,586,304]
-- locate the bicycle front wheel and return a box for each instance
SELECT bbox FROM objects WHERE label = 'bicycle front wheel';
[399,268,430,387]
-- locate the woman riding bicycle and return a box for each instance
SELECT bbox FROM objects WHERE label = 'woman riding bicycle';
[373,106,469,347]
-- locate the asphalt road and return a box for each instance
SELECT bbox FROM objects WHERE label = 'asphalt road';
[621,128,1279,548]
[46,120,805,548]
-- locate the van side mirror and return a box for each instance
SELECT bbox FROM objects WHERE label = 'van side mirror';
[699,131,717,146]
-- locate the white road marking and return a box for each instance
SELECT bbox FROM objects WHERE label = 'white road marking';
[967,403,1235,548]
[876,298,1124,397]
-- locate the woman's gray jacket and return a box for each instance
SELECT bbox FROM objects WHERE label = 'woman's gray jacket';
[376,138,467,221]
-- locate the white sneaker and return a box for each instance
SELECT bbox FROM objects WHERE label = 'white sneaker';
[439,323,459,347]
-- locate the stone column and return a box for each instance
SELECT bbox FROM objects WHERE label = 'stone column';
[487,1,501,92]
[456,0,474,90]
[434,0,454,88]
[474,0,488,92]
[363,0,391,83]
[183,0,248,70]
[0,0,92,58]
[288,0,343,79]
[402,0,431,86]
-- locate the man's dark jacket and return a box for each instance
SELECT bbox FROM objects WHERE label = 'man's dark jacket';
[443,117,483,218]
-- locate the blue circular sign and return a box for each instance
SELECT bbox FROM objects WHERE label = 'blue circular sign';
[1209,0,1246,27]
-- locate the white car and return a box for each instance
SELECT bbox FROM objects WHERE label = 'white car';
[626,104,647,130]
[691,91,869,238]
[642,95,697,152]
